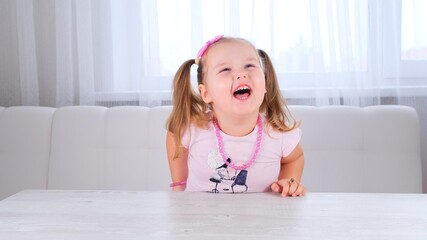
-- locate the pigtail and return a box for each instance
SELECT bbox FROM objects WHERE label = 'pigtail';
[258,49,298,131]
[167,59,208,157]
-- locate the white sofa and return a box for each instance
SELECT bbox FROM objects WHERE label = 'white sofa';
[0,105,422,200]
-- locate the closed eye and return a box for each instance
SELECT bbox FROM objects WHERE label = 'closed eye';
[245,64,255,68]
[219,67,231,73]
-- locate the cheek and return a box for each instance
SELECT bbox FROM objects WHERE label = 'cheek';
[208,79,230,96]
[255,73,267,93]
[260,77,266,90]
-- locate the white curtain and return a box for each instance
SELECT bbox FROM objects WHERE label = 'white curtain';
[1,0,426,107]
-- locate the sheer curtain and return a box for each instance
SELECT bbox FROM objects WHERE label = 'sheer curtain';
[1,0,426,107]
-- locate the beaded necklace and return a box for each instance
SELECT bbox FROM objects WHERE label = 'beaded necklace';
[212,115,263,170]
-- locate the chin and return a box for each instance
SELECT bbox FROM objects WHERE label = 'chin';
[230,106,261,116]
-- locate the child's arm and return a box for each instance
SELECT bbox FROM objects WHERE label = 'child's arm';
[166,131,189,191]
[271,143,306,197]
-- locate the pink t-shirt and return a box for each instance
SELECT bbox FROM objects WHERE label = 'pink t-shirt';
[181,116,301,193]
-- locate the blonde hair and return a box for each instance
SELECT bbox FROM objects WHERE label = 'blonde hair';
[166,37,298,157]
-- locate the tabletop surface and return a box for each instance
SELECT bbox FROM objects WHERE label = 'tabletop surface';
[0,190,426,239]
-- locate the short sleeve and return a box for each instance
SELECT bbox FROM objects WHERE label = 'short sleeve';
[281,128,302,157]
[181,126,191,149]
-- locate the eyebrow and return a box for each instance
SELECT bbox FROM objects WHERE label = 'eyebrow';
[212,62,228,69]
[212,57,259,70]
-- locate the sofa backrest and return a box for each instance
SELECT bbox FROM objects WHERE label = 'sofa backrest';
[291,105,422,193]
[0,106,55,199]
[47,106,171,191]
[0,105,422,200]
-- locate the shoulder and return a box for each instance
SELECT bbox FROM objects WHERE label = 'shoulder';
[264,124,301,141]
[181,119,213,148]
[262,116,302,156]
[261,114,301,137]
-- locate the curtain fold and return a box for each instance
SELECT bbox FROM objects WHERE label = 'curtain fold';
[16,0,39,105]
[55,0,75,106]
[76,0,95,105]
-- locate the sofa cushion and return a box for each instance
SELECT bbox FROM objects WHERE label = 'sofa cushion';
[0,106,55,199]
[290,105,422,193]
[47,106,171,191]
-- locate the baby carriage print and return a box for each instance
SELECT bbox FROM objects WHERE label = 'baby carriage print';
[209,169,248,193]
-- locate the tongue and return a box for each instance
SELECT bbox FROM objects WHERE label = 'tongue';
[234,93,250,100]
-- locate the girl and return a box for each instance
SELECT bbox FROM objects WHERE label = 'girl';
[166,35,305,197]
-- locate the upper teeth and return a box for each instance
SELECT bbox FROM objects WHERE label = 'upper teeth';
[236,86,250,91]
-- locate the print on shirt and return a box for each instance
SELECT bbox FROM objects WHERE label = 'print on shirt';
[207,150,248,193]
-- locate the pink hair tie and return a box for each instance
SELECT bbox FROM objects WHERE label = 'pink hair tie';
[195,34,224,65]
[169,180,187,188]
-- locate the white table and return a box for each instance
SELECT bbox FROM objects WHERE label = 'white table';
[0,190,426,239]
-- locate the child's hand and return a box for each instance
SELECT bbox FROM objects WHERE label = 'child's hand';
[171,185,186,191]
[271,178,306,197]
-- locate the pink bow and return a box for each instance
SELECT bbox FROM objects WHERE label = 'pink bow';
[196,35,224,60]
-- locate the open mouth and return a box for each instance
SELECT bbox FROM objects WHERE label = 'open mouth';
[233,86,251,100]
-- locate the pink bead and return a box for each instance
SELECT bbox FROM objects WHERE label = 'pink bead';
[212,115,263,171]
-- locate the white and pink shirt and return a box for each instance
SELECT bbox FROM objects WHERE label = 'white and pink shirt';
[181,116,301,193]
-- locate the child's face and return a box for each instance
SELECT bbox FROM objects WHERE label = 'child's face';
[199,40,266,118]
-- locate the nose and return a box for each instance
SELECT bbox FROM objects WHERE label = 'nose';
[235,72,247,80]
